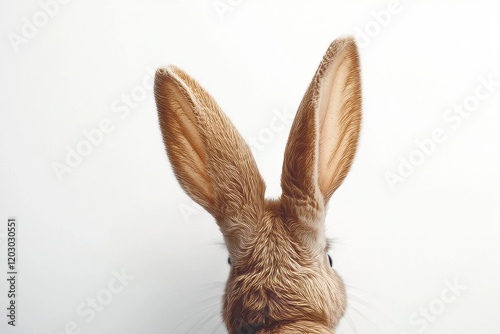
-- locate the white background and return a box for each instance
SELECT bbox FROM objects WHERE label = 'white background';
[1,1,499,333]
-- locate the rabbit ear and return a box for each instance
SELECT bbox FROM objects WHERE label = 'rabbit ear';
[155,66,265,224]
[281,37,361,208]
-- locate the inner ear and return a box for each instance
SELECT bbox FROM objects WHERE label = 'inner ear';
[317,48,353,196]
[157,70,216,211]
[281,37,361,208]
[314,40,361,202]
[165,85,213,197]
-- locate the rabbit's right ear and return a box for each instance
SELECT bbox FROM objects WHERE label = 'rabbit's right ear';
[154,66,265,225]
[281,37,362,212]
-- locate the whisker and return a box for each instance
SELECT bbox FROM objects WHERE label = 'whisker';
[344,283,369,292]
[325,237,344,247]
[211,318,226,334]
[347,292,403,329]
[344,313,359,334]
[186,308,222,334]
[196,293,224,308]
[349,304,383,333]
[170,302,222,334]
[208,239,227,248]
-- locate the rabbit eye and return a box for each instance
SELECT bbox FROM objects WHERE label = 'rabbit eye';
[328,254,333,267]
[228,257,231,265]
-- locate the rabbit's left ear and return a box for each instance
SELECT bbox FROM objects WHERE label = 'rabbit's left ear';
[155,66,265,227]
[281,37,362,208]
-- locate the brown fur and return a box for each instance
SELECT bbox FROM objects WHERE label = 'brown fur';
[154,37,362,333]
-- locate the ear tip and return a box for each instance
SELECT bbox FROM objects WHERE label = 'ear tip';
[332,35,358,47]
[320,36,361,73]
[155,65,178,81]
[326,36,360,58]
[154,65,186,96]
[154,65,194,93]
[154,66,180,114]
[154,66,171,87]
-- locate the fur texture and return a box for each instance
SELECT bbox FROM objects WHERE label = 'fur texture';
[155,36,362,333]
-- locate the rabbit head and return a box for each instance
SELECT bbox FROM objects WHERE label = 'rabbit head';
[155,36,362,334]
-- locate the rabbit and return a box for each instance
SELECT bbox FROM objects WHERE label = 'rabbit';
[154,36,362,334]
